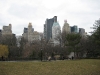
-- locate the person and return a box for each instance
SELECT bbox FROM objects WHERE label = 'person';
[1,56,4,61]
[48,56,51,61]
[62,56,65,60]
[72,56,74,60]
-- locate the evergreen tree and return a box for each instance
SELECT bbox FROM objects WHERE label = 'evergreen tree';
[91,19,100,57]
[66,33,81,58]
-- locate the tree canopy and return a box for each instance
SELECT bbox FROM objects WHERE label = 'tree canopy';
[90,19,100,57]
[66,33,81,46]
[66,33,81,58]
[0,45,9,58]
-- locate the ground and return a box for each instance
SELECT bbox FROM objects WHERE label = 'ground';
[0,59,100,75]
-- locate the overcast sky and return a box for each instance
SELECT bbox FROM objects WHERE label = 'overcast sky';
[0,0,100,35]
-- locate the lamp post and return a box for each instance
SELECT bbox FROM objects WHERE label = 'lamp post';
[41,49,42,61]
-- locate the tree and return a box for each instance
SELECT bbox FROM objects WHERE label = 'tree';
[1,34,22,59]
[19,37,28,57]
[8,46,20,58]
[61,31,68,47]
[0,45,9,58]
[66,33,81,58]
[90,18,100,57]
[92,19,100,46]
[86,35,98,58]
[1,34,16,46]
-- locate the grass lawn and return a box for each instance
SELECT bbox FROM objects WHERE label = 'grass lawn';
[0,59,100,75]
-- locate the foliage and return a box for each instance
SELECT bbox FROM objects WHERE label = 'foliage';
[0,44,9,57]
[61,31,68,47]
[0,35,19,58]
[90,18,100,57]
[30,51,36,58]
[66,33,81,58]
[92,19,100,45]
[8,46,20,58]
[19,37,28,56]
[1,35,16,46]
[66,33,81,46]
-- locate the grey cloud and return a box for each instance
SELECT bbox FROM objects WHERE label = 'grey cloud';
[81,0,100,9]
[8,3,38,19]
[0,13,12,29]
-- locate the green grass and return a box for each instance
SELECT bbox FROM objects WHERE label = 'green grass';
[0,59,100,75]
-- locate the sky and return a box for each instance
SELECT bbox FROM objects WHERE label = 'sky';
[0,0,100,36]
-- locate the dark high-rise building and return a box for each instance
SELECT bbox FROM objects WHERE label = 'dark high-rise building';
[24,28,28,33]
[79,28,85,35]
[44,16,57,41]
[70,25,78,33]
[24,27,34,33]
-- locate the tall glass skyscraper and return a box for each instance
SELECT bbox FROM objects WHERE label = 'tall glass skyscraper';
[44,16,57,41]
[70,25,78,33]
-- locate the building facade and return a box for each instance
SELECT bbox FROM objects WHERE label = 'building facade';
[70,25,78,33]
[0,24,16,46]
[44,16,57,41]
[79,28,87,38]
[62,20,71,34]
[52,17,61,46]
[16,36,22,47]
[22,23,41,43]
[2,24,12,35]
[79,28,85,35]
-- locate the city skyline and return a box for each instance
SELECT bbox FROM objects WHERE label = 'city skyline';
[0,0,100,35]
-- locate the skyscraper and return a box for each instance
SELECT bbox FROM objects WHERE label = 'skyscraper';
[52,17,61,46]
[79,28,87,38]
[62,20,71,34]
[79,28,85,35]
[22,23,41,43]
[44,16,57,41]
[70,25,78,33]
[2,24,12,35]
